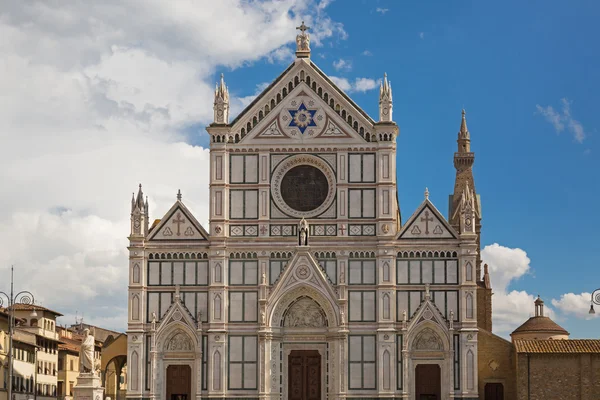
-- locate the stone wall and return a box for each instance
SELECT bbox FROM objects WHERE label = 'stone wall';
[477,329,516,399]
[516,353,600,400]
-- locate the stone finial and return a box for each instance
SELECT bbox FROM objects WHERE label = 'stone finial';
[213,73,230,124]
[295,21,311,57]
[425,283,431,300]
[177,189,182,201]
[379,72,393,122]
[425,187,430,200]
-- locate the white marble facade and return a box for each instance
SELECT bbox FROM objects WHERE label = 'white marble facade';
[126,27,481,400]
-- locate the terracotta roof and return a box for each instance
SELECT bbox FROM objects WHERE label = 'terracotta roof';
[6,303,63,316]
[514,339,600,354]
[511,316,569,336]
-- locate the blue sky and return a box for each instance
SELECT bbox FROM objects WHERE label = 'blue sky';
[0,0,597,337]
[216,1,600,336]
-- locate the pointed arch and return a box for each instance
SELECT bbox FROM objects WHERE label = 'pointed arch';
[467,349,475,390]
[214,294,222,321]
[382,293,391,320]
[269,285,339,328]
[465,262,473,281]
[131,294,140,321]
[382,349,391,390]
[132,263,140,283]
[383,262,390,282]
[466,293,474,319]
[214,263,222,283]
[130,350,139,391]
[213,350,222,390]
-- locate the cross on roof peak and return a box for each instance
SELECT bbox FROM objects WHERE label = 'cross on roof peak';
[296,21,310,34]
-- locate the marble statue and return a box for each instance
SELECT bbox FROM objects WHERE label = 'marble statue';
[298,218,309,246]
[79,328,95,374]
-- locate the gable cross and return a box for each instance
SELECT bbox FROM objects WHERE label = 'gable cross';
[421,211,433,234]
[173,212,186,236]
[296,21,310,34]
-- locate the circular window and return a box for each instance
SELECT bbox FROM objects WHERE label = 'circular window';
[280,165,329,211]
[271,154,336,218]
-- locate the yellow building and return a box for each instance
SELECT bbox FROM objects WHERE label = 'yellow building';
[56,326,102,400]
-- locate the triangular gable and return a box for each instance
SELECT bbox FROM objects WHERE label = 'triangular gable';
[230,59,377,144]
[156,290,198,330]
[147,200,209,241]
[398,199,458,239]
[268,249,338,308]
[407,293,449,330]
[241,81,367,144]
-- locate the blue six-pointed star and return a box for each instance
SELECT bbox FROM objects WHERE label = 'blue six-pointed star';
[288,102,318,134]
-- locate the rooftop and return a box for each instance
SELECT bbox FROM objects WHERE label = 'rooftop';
[511,316,569,336]
[4,303,64,317]
[515,339,600,354]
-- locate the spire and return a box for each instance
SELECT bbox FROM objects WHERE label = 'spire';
[378,72,393,122]
[131,193,135,213]
[177,189,182,201]
[424,187,429,200]
[213,73,230,124]
[134,184,145,211]
[457,109,471,152]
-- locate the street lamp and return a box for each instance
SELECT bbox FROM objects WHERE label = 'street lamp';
[0,266,36,400]
[590,289,599,315]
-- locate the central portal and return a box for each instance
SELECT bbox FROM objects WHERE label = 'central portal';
[288,350,321,400]
[415,364,441,400]
[166,364,191,400]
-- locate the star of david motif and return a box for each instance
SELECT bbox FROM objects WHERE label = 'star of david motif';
[288,102,318,134]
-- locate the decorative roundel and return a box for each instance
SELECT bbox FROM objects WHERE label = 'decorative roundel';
[423,309,434,320]
[295,265,311,280]
[271,154,336,218]
[172,310,182,321]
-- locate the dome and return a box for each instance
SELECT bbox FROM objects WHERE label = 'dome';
[511,316,569,336]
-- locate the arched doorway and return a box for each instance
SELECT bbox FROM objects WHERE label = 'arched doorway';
[415,364,440,400]
[166,364,191,400]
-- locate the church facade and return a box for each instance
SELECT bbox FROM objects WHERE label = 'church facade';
[126,23,491,400]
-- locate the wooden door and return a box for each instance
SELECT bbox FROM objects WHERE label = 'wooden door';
[166,365,191,400]
[485,383,504,400]
[415,364,441,400]
[288,350,321,400]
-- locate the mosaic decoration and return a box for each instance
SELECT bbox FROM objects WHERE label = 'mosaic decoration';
[288,102,318,134]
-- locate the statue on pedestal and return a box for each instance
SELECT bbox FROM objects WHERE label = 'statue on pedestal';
[79,328,95,374]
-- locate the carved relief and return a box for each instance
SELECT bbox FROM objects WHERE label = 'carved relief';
[414,328,443,351]
[164,330,193,352]
[283,297,326,327]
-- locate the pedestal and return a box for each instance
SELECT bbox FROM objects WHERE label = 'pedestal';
[73,372,105,400]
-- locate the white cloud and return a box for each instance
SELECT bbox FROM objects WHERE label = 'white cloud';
[536,98,586,143]
[0,0,344,332]
[552,293,598,320]
[333,58,352,71]
[482,244,547,336]
[362,50,373,56]
[330,76,380,93]
[419,32,424,39]
[376,8,389,14]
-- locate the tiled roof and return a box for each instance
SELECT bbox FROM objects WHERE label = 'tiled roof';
[6,303,64,316]
[514,339,600,354]
[511,316,569,335]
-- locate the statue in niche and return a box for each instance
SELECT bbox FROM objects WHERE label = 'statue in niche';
[284,298,325,328]
[165,331,193,352]
[298,218,309,246]
[414,328,443,351]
